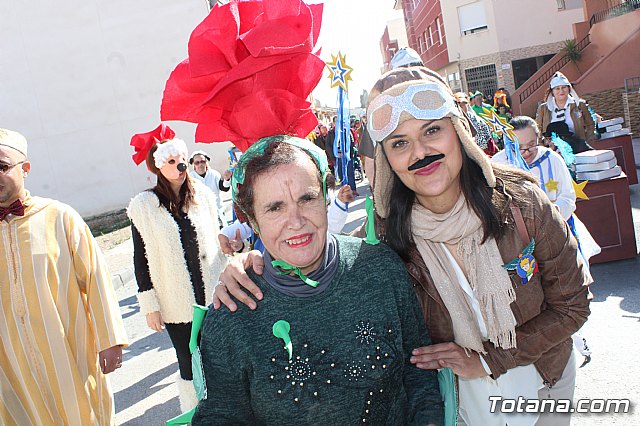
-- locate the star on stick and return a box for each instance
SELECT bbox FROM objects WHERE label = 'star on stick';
[326,52,353,92]
[479,109,517,141]
[573,180,589,200]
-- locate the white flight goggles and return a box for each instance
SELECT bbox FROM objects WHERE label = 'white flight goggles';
[367,82,460,143]
[153,138,189,169]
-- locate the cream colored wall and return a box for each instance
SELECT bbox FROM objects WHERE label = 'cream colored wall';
[0,0,233,217]
[441,0,499,62]
[493,0,584,52]
[388,17,409,48]
[442,0,583,62]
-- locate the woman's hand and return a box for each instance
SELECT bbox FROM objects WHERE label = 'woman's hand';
[146,311,165,332]
[410,342,489,380]
[214,250,265,312]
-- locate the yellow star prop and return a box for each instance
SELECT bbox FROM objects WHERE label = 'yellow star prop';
[326,51,353,92]
[573,180,589,200]
[479,108,517,141]
[544,178,559,192]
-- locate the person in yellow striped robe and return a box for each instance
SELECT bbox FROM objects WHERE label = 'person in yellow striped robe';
[0,128,128,425]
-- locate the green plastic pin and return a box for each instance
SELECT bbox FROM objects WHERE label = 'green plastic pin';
[272,320,293,360]
[364,195,380,245]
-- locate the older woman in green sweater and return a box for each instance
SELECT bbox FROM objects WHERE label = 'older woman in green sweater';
[192,136,443,425]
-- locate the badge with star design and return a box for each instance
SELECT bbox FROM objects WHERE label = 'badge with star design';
[503,239,538,284]
[544,178,559,192]
[326,52,353,92]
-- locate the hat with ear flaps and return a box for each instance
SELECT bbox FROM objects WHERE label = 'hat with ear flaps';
[366,66,496,218]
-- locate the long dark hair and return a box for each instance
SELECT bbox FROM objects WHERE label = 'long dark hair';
[383,144,533,260]
[145,142,196,217]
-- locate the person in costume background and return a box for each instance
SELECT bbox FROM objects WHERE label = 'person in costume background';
[189,150,232,227]
[453,91,497,155]
[492,115,598,366]
[469,91,495,116]
[535,71,595,154]
[128,125,227,412]
[493,116,576,220]
[193,136,444,425]
[0,128,128,425]
[215,68,591,426]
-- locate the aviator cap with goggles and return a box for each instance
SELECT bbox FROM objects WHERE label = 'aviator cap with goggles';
[366,66,496,218]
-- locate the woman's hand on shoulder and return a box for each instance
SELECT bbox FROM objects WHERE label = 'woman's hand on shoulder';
[214,250,265,312]
[410,342,489,380]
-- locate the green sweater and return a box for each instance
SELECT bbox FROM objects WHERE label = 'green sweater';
[193,235,444,425]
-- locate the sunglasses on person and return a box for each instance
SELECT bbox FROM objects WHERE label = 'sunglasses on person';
[0,161,25,175]
[193,160,207,166]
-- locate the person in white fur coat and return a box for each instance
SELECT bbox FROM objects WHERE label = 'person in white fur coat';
[127,125,227,411]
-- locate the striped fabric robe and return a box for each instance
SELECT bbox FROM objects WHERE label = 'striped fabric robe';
[0,193,128,425]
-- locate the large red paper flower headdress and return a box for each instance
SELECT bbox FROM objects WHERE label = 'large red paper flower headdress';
[161,0,324,152]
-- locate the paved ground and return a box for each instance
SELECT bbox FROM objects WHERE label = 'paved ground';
[105,168,640,425]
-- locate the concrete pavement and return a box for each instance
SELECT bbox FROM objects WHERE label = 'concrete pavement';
[106,176,640,425]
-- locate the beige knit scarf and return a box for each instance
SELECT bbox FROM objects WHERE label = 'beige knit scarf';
[411,194,517,354]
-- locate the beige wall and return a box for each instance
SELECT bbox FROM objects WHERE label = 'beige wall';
[442,0,498,62]
[437,62,463,93]
[0,1,234,217]
[388,17,409,48]
[442,0,583,62]
[493,0,584,52]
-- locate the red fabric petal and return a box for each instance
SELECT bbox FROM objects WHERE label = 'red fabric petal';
[188,2,264,77]
[161,0,325,149]
[242,1,315,57]
[161,59,225,123]
[236,1,265,35]
[204,53,324,105]
[195,90,316,150]
[130,124,175,165]
[309,3,323,47]
[262,0,301,20]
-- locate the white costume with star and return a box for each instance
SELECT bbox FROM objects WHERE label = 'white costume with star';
[493,146,600,266]
[493,146,575,220]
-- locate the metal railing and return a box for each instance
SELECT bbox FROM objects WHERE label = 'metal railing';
[589,0,640,27]
[518,34,590,105]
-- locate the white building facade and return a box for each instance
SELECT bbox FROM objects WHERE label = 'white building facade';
[0,0,232,216]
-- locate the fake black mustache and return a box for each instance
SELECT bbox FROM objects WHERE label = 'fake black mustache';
[177,163,187,172]
[408,154,445,171]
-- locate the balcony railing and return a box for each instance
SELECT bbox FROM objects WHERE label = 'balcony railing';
[589,0,640,27]
[518,34,590,105]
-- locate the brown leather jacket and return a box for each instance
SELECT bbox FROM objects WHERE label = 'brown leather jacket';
[535,100,596,144]
[373,182,591,387]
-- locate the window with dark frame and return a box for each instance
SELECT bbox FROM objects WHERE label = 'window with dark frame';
[464,64,498,99]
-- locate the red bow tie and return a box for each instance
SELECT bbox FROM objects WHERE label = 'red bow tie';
[0,199,25,221]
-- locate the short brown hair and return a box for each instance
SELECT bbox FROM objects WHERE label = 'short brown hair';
[234,140,323,226]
